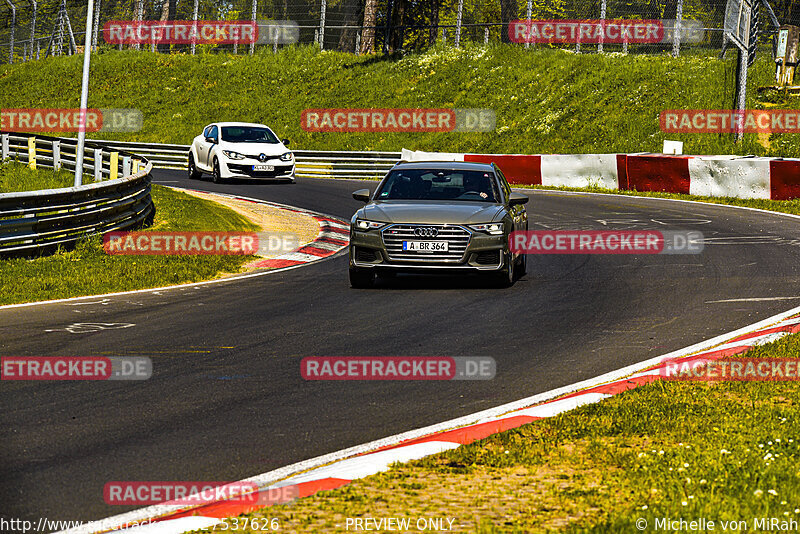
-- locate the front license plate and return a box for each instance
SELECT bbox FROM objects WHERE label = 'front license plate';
[253,164,274,171]
[402,241,448,253]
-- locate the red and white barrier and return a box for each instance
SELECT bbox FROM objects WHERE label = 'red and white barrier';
[400,149,800,200]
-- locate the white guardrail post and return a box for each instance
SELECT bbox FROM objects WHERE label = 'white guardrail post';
[52,140,61,169]
[1,134,8,160]
[122,156,131,177]
[93,148,103,181]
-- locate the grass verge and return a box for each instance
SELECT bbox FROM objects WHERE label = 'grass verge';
[0,163,259,305]
[204,331,800,533]
[0,44,797,157]
[0,159,78,193]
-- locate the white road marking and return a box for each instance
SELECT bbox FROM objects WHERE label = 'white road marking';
[707,296,800,303]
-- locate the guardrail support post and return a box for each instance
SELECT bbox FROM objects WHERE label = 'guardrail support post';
[1,134,8,160]
[27,137,36,169]
[110,152,119,180]
[52,140,61,169]
[122,156,131,177]
[94,148,103,181]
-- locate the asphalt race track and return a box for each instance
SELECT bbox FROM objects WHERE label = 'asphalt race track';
[2,171,800,527]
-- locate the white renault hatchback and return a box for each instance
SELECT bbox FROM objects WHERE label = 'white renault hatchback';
[188,122,295,183]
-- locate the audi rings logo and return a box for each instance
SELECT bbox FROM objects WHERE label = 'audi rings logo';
[258,153,268,162]
[414,227,439,237]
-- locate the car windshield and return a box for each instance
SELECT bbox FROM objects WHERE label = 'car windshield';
[221,126,279,143]
[376,169,499,202]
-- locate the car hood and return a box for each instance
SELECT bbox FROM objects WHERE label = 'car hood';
[359,201,505,225]
[218,141,288,157]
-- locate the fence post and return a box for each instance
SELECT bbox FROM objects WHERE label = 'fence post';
[52,140,61,169]
[5,0,16,64]
[29,0,37,60]
[92,0,101,51]
[27,137,36,169]
[122,155,131,176]
[1,134,8,160]
[191,0,199,55]
[525,0,532,49]
[110,151,118,180]
[94,148,103,181]
[274,30,278,54]
[250,0,257,55]
[598,0,606,53]
[455,0,463,48]
[484,26,489,45]
[319,0,326,50]
[672,0,683,57]
[355,31,360,53]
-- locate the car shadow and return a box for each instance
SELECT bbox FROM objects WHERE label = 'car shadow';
[369,273,528,290]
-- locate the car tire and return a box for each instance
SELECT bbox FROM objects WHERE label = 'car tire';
[496,251,515,287]
[212,158,224,184]
[188,153,202,180]
[518,253,527,277]
[349,267,374,288]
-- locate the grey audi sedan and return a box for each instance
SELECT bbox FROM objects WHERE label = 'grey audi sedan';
[349,161,529,288]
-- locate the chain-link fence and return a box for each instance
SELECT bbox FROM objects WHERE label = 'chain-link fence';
[0,0,794,62]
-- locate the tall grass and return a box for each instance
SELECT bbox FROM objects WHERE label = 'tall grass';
[0,43,794,156]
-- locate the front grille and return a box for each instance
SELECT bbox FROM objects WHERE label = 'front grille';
[227,163,293,178]
[381,224,471,263]
[474,250,501,265]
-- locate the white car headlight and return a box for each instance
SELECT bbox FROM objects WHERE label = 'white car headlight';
[469,223,504,235]
[222,150,245,160]
[354,219,385,231]
[280,152,293,162]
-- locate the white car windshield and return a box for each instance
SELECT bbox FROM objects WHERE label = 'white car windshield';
[221,126,279,143]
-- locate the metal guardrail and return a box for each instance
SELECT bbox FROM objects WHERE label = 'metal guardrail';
[74,138,401,180]
[0,132,154,255]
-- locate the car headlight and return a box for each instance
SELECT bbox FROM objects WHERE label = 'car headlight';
[469,223,504,235]
[222,150,245,160]
[280,152,293,162]
[354,219,385,231]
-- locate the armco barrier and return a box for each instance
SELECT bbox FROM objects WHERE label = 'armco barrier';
[74,137,401,180]
[401,149,800,200]
[0,132,154,254]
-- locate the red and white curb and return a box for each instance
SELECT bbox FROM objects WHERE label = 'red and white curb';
[61,305,800,534]
[0,192,349,311]
[401,149,800,200]
[177,189,350,271]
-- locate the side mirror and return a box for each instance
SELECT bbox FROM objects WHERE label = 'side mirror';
[282,139,290,146]
[508,193,529,206]
[352,189,371,202]
[205,136,217,144]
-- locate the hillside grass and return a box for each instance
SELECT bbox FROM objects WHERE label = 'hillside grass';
[0,43,797,157]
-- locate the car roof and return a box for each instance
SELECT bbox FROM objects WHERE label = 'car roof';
[391,161,496,172]
[210,122,270,128]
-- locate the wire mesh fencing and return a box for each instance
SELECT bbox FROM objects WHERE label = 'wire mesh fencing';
[0,0,789,62]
